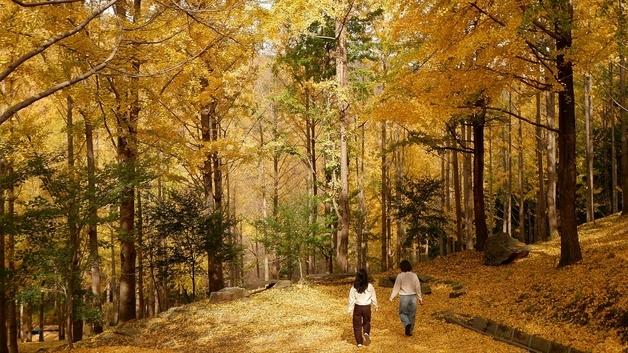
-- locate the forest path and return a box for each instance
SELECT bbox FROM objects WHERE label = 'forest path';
[69,281,523,353]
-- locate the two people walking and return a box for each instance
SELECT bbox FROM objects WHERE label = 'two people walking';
[347,259,423,347]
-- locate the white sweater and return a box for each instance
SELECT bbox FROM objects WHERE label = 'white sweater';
[347,283,378,313]
[389,272,423,301]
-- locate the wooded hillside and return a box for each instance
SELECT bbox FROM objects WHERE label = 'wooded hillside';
[0,0,626,352]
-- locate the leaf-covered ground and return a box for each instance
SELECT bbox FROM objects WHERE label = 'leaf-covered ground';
[411,214,627,353]
[39,215,625,353]
[69,283,522,353]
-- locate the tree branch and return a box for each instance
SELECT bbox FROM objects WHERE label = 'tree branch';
[0,0,117,83]
[0,38,120,125]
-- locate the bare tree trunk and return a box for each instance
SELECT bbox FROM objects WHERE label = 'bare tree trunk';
[584,74,595,222]
[21,303,32,342]
[554,0,583,266]
[380,121,389,270]
[336,16,350,273]
[7,165,18,353]
[535,93,547,242]
[518,116,525,242]
[0,160,8,353]
[451,132,463,249]
[110,221,118,325]
[38,293,44,342]
[116,0,141,322]
[504,97,513,235]
[356,124,367,270]
[136,190,144,319]
[472,116,489,251]
[546,91,559,240]
[463,123,473,249]
[85,118,103,333]
[619,9,628,215]
[610,62,619,214]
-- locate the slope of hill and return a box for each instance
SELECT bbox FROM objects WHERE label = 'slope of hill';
[47,215,625,353]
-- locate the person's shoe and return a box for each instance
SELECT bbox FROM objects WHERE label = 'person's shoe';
[405,324,412,336]
[357,344,363,347]
[363,333,371,346]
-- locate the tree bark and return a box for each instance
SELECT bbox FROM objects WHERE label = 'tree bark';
[518,116,525,242]
[336,16,350,273]
[619,13,628,215]
[472,116,489,251]
[504,97,513,235]
[610,62,619,214]
[380,121,389,270]
[554,0,583,266]
[137,190,144,319]
[546,90,559,239]
[7,165,18,353]
[451,132,463,249]
[66,95,83,344]
[0,160,8,353]
[38,293,44,342]
[463,124,474,249]
[535,93,547,242]
[584,74,595,222]
[21,303,32,342]
[85,118,103,333]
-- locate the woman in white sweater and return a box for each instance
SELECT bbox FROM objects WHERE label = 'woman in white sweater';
[348,269,378,347]
[389,260,423,336]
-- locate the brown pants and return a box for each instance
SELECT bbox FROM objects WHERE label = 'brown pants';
[352,304,371,344]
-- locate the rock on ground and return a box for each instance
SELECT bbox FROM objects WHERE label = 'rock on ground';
[209,287,248,302]
[484,232,529,266]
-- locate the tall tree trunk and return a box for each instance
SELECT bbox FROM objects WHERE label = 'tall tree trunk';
[535,93,547,242]
[440,151,447,256]
[463,123,473,249]
[66,95,82,344]
[451,132,463,249]
[110,220,118,324]
[7,165,18,353]
[21,303,32,342]
[136,190,144,319]
[356,124,367,270]
[619,4,628,215]
[336,16,350,273]
[610,62,619,214]
[38,293,44,342]
[0,160,8,353]
[546,90,559,239]
[473,116,489,251]
[504,97,513,235]
[85,118,103,333]
[584,74,595,222]
[554,0,583,266]
[116,0,141,322]
[210,107,224,289]
[380,121,388,270]
[518,116,525,242]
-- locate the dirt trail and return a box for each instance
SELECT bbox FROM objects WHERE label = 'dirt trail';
[66,282,522,353]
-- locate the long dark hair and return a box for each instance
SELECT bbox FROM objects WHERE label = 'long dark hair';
[353,269,369,294]
[400,260,412,272]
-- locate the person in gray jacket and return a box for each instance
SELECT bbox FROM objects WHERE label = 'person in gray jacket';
[389,260,423,336]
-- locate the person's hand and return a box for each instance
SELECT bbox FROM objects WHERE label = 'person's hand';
[418,298,423,305]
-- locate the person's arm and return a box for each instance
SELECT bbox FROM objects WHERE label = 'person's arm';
[415,274,423,304]
[348,287,357,313]
[389,274,401,301]
[370,284,378,308]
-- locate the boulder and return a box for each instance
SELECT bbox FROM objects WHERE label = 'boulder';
[449,290,466,298]
[420,283,432,295]
[378,276,396,288]
[484,232,530,266]
[267,280,292,290]
[209,287,248,302]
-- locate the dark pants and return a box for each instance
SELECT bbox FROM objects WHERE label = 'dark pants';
[352,304,371,344]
